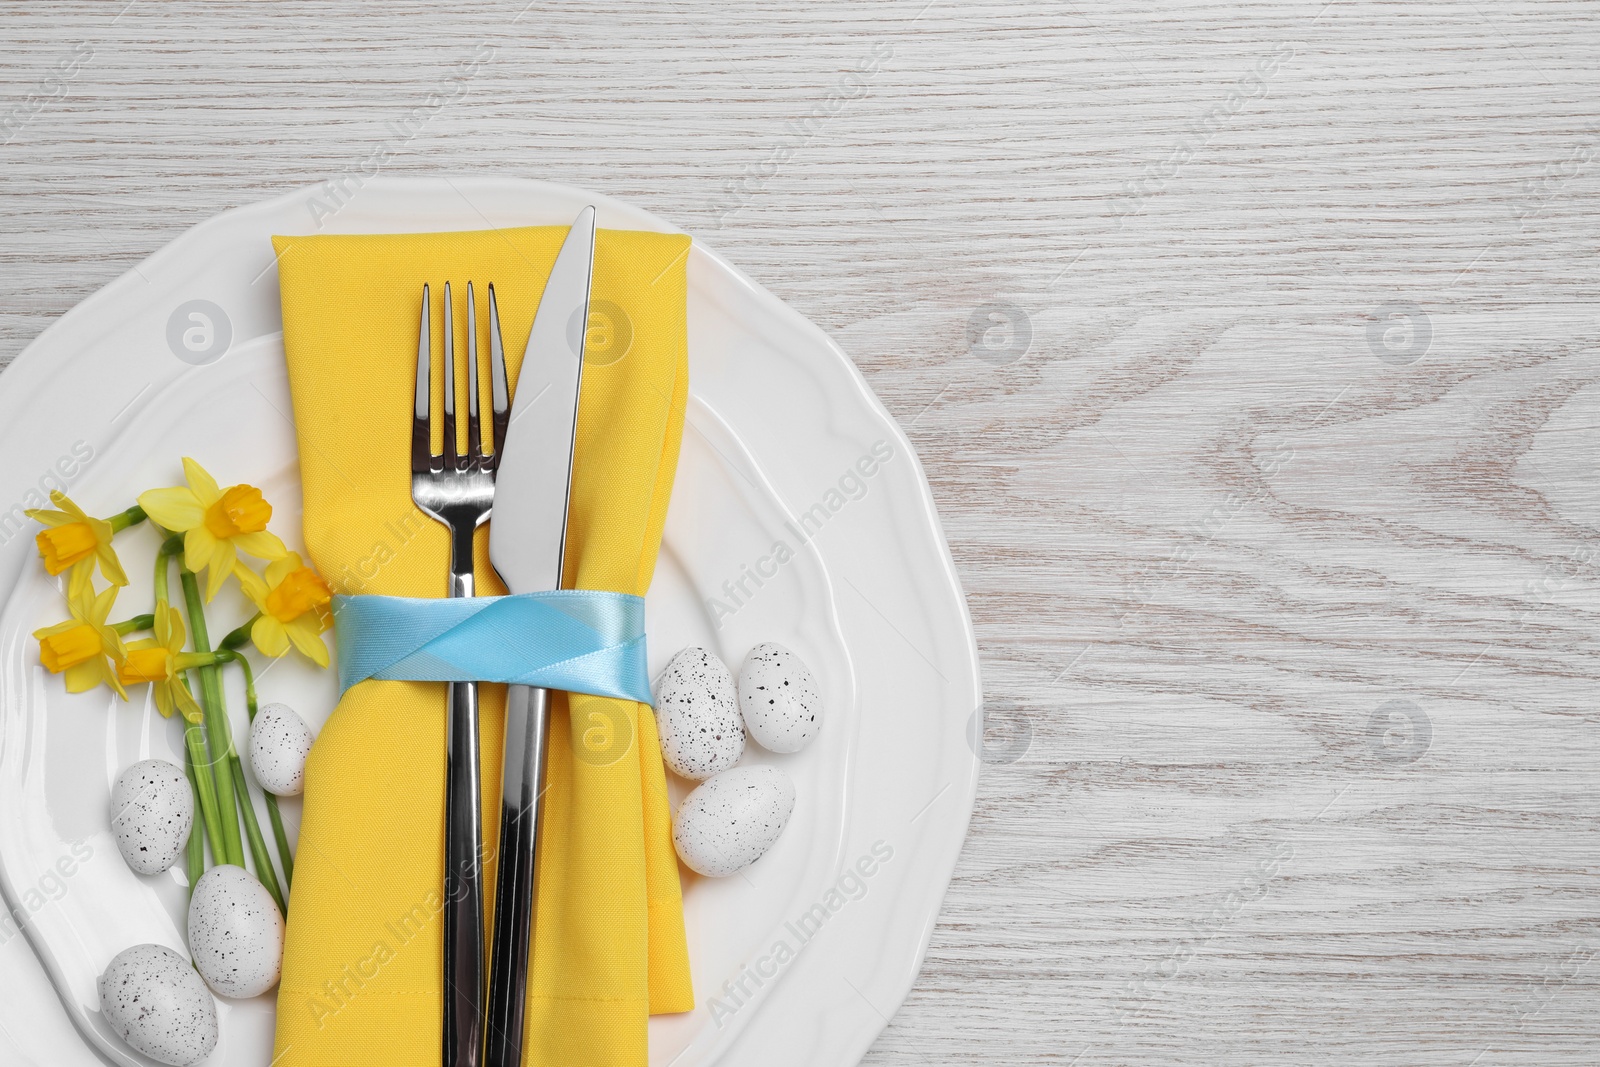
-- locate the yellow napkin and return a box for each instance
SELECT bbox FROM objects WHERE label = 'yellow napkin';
[270,224,695,1066]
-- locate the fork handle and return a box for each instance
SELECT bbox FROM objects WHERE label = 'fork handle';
[443,563,485,1067]
[443,676,485,1067]
[485,683,552,1067]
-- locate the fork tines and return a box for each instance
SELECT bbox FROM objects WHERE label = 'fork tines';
[412,281,512,476]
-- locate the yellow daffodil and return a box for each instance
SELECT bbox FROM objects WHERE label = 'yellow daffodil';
[25,491,129,599]
[118,606,203,722]
[32,581,127,698]
[236,553,332,667]
[138,458,287,601]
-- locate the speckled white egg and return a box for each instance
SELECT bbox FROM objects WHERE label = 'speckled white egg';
[672,766,796,877]
[654,647,745,780]
[249,702,314,796]
[111,759,194,876]
[98,943,218,1065]
[187,864,284,999]
[737,642,821,753]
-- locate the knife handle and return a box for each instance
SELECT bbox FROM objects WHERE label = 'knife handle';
[485,683,553,1067]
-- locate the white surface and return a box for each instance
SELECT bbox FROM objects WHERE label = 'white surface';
[0,179,979,1066]
[4,2,1600,1064]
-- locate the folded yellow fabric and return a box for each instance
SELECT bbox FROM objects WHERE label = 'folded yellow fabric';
[270,224,694,1067]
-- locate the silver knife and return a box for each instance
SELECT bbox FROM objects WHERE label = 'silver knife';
[483,205,596,1067]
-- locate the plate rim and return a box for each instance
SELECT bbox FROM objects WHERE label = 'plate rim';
[0,175,982,1067]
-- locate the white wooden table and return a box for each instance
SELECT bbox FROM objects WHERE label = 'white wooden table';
[4,1,1599,1064]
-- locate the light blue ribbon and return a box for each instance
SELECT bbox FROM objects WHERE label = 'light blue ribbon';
[332,590,652,705]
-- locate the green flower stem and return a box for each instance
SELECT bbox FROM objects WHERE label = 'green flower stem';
[267,796,295,890]
[153,534,182,609]
[182,714,228,867]
[107,505,146,533]
[213,650,288,915]
[112,614,154,636]
[227,748,287,915]
[182,743,207,893]
[179,568,245,869]
[158,544,226,866]
[220,614,260,653]
[226,651,295,891]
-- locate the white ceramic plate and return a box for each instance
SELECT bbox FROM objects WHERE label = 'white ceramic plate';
[0,178,980,1067]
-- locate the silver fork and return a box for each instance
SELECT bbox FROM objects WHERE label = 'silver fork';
[411,280,510,1067]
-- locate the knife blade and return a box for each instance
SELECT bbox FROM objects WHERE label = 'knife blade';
[483,205,596,1067]
[489,204,595,593]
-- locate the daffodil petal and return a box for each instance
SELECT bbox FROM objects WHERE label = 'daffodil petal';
[24,508,73,528]
[50,492,90,522]
[40,496,81,525]
[32,618,80,640]
[285,615,330,667]
[163,607,188,653]
[233,530,288,561]
[88,585,117,628]
[94,625,127,664]
[96,544,128,587]
[182,458,222,507]
[152,683,174,719]
[65,560,93,601]
[264,553,301,586]
[235,569,269,609]
[153,606,184,650]
[69,579,98,616]
[139,487,205,532]
[173,681,203,724]
[204,540,237,600]
[251,616,291,658]
[63,661,101,693]
[183,527,213,575]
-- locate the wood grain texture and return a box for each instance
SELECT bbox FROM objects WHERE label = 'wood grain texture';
[4,0,1599,1064]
